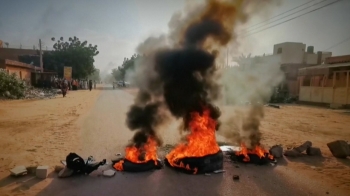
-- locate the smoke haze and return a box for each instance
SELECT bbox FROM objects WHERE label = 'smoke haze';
[125,0,282,150]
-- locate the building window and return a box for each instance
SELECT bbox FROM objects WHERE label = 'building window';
[277,48,282,54]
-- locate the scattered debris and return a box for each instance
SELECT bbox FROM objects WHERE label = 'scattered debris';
[284,149,301,157]
[220,145,241,152]
[306,147,322,156]
[36,166,49,179]
[103,169,116,177]
[204,173,211,176]
[310,166,316,169]
[232,175,240,181]
[58,167,74,178]
[115,153,122,156]
[269,145,283,158]
[23,87,59,100]
[327,140,350,158]
[235,165,239,168]
[10,166,27,176]
[55,165,64,173]
[294,141,312,153]
[268,104,280,109]
[213,169,226,174]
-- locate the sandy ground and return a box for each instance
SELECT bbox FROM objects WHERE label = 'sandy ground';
[0,87,349,195]
[0,88,101,195]
[261,105,350,191]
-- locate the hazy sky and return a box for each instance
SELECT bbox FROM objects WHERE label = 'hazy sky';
[1,0,349,73]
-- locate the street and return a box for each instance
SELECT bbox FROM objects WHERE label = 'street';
[0,86,348,196]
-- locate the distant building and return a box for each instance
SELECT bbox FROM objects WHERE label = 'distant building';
[0,59,39,83]
[239,42,332,97]
[298,55,350,107]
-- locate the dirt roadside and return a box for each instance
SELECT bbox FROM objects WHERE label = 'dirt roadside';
[261,105,350,192]
[0,88,101,195]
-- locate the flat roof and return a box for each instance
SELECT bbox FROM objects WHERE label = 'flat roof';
[298,62,350,76]
[299,62,350,71]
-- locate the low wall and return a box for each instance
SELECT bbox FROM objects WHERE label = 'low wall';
[299,86,350,105]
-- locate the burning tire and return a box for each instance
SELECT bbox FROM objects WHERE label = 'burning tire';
[164,150,224,174]
[113,158,163,172]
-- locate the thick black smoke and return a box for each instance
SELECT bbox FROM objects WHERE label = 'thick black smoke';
[124,0,255,149]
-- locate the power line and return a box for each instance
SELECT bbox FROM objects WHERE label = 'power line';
[242,0,342,38]
[242,0,318,31]
[324,35,350,51]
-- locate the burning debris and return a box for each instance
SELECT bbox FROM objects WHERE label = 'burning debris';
[113,136,163,172]
[116,0,281,173]
[229,144,276,165]
[164,109,223,174]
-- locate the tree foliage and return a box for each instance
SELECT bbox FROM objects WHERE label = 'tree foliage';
[43,36,99,79]
[0,69,25,99]
[111,54,141,81]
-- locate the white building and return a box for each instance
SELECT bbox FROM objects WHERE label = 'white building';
[236,42,332,97]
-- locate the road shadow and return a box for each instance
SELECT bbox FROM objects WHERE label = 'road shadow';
[275,156,288,166]
[335,157,350,168]
[36,164,224,196]
[284,154,326,167]
[95,86,127,91]
[0,173,45,193]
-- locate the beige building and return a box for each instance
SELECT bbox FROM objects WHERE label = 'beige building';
[298,55,350,107]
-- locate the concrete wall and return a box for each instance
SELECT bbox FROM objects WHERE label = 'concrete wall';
[299,86,349,104]
[321,52,332,63]
[305,53,318,64]
[273,42,306,64]
[299,70,350,105]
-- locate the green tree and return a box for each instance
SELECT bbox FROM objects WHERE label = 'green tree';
[88,69,101,81]
[112,54,140,81]
[43,36,99,79]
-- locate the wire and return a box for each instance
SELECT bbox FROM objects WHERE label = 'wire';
[242,0,318,31]
[324,35,350,51]
[242,0,342,38]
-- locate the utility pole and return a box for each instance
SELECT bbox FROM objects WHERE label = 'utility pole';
[226,47,229,68]
[39,39,43,72]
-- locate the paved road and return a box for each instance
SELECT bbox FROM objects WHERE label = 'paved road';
[36,86,344,196]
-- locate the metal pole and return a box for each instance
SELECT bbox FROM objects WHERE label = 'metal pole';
[39,39,43,72]
[226,47,229,67]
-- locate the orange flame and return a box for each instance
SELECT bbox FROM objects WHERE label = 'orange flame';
[113,137,158,171]
[235,143,274,162]
[166,108,220,174]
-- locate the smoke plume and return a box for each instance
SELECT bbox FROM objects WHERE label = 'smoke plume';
[126,0,281,149]
[217,56,284,148]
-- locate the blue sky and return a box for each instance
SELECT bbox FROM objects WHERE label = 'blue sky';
[1,0,349,73]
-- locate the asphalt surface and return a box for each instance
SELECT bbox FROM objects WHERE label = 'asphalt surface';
[36,86,343,196]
